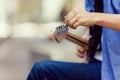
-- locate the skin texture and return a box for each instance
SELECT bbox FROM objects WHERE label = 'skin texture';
[76,46,87,58]
[65,8,120,31]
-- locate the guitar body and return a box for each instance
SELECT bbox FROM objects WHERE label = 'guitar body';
[49,25,89,63]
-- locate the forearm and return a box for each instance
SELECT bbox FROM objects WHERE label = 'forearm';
[94,13,120,31]
[65,8,120,31]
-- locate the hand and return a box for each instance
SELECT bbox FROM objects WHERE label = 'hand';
[64,8,98,29]
[76,46,87,58]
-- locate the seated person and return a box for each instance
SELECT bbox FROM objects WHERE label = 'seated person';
[27,29,102,80]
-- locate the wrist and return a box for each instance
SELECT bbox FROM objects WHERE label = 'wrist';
[95,13,102,25]
[91,13,102,25]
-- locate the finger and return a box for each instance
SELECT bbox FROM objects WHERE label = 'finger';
[65,11,74,23]
[76,50,86,58]
[78,47,85,53]
[69,15,80,26]
[65,9,79,22]
[73,19,84,29]
[64,16,73,28]
[76,46,85,53]
[64,16,68,23]
[64,16,72,27]
[76,51,84,58]
[76,46,87,58]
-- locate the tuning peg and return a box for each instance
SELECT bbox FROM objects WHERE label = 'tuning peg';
[56,24,69,35]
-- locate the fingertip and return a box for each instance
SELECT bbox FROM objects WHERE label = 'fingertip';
[64,19,67,23]
[64,19,68,24]
[73,25,77,29]
[64,16,67,19]
[73,23,76,28]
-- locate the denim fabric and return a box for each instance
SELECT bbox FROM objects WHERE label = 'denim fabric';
[27,60,101,80]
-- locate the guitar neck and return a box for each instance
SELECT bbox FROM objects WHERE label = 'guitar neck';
[65,32,89,50]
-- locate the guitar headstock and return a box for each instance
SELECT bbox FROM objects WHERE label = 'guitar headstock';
[49,24,69,43]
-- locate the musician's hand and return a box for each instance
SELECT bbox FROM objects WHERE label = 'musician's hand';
[76,46,87,58]
[64,8,99,29]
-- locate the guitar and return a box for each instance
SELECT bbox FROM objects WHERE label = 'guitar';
[49,24,89,63]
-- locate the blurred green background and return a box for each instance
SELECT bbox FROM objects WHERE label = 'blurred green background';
[0,0,87,80]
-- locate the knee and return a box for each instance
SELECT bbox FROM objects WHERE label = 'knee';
[28,60,52,80]
[32,60,53,70]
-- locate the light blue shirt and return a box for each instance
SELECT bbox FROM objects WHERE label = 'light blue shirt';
[86,0,120,80]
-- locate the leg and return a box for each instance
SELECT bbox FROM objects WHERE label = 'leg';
[27,60,101,80]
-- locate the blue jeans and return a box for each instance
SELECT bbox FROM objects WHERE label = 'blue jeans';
[27,59,101,80]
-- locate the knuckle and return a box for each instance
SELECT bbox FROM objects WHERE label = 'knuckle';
[69,21,73,25]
